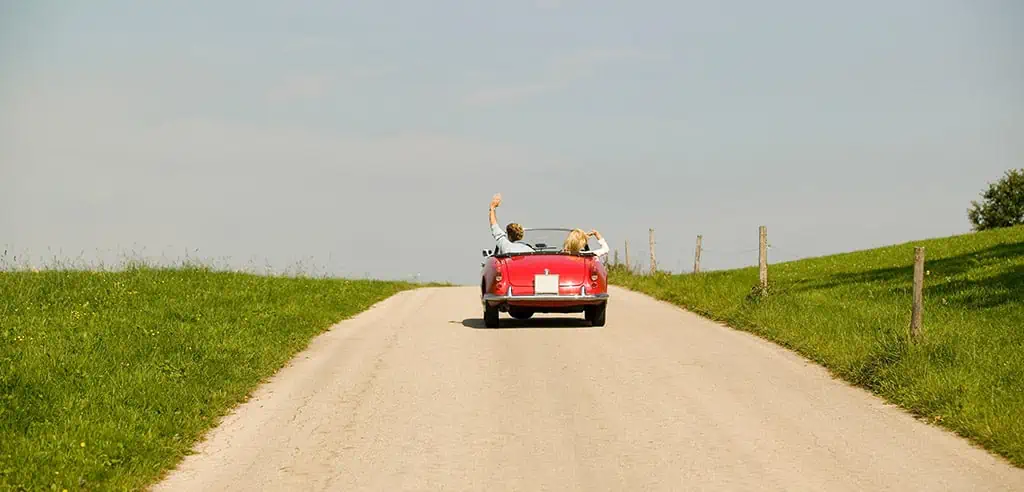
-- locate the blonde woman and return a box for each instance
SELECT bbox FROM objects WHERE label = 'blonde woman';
[563,228,609,257]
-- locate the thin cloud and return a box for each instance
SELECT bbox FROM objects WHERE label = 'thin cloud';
[264,67,396,104]
[461,48,666,108]
[535,0,565,9]
[266,75,331,103]
[462,82,558,107]
[559,49,665,71]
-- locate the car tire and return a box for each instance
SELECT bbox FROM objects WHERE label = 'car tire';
[586,302,606,327]
[484,304,500,328]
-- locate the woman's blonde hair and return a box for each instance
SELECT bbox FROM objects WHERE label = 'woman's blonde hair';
[563,228,588,254]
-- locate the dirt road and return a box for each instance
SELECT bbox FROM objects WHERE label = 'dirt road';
[154,286,1024,491]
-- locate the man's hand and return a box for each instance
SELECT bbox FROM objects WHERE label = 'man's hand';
[489,193,501,227]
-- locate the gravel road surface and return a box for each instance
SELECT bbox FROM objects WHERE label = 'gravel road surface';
[154,286,1024,491]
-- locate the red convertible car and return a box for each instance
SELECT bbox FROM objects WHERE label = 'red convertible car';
[480,228,608,328]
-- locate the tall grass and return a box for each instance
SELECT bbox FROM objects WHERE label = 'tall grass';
[610,225,1024,467]
[0,245,397,280]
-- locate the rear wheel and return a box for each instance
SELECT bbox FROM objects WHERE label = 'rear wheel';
[585,302,606,327]
[484,304,500,328]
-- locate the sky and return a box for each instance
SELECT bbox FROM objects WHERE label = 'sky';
[1,0,1021,284]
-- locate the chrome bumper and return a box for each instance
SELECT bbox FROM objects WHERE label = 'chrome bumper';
[482,293,609,303]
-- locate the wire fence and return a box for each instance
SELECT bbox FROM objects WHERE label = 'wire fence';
[602,226,931,342]
[602,226,795,277]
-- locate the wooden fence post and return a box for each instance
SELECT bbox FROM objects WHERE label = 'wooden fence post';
[910,247,925,340]
[624,240,630,272]
[649,228,656,274]
[759,226,768,288]
[694,235,702,273]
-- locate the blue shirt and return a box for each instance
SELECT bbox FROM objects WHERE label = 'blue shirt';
[491,223,534,254]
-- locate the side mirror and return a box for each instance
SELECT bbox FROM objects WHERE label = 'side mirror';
[482,249,490,257]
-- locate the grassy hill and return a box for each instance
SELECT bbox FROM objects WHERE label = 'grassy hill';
[610,225,1024,467]
[0,267,422,490]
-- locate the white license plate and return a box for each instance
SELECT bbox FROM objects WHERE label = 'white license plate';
[534,274,559,295]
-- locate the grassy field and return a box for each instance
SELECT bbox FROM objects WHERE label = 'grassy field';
[609,225,1024,467]
[0,267,421,490]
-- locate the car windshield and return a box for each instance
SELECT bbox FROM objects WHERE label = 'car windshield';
[516,228,598,254]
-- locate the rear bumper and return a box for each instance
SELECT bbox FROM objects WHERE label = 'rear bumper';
[482,293,608,306]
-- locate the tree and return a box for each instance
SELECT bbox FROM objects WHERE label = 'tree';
[967,169,1024,231]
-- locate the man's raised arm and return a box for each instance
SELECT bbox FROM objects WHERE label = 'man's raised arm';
[488,193,510,252]
[489,193,501,228]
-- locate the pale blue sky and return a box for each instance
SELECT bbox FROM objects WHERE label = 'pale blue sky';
[1,1,1021,284]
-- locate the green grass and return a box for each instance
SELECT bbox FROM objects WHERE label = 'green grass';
[0,266,422,490]
[610,225,1024,467]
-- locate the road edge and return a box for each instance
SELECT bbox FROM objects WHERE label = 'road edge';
[606,284,1024,470]
[144,286,438,491]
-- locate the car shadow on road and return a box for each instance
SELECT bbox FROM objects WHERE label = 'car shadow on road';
[458,317,597,329]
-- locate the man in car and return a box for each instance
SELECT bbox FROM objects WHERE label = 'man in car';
[489,193,534,254]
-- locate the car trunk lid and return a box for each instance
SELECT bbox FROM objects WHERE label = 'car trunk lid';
[502,254,590,288]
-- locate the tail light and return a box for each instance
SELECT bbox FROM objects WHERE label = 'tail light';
[589,261,599,283]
